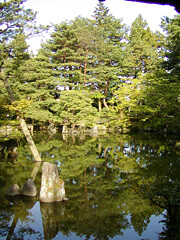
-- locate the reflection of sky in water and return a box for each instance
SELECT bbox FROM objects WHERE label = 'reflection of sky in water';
[12,202,165,240]
[120,214,165,240]
[16,202,44,240]
[54,214,165,240]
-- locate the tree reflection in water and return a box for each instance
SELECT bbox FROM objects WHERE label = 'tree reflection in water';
[0,132,180,239]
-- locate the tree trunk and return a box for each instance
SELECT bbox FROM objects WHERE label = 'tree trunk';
[103,98,109,109]
[84,59,87,87]
[6,212,19,240]
[83,45,88,89]
[104,77,109,96]
[98,99,102,112]
[2,77,42,162]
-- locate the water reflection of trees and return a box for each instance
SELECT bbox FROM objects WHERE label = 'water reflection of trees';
[147,156,180,240]
[0,132,180,239]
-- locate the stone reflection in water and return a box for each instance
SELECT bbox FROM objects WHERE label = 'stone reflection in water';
[40,197,129,240]
[40,202,65,240]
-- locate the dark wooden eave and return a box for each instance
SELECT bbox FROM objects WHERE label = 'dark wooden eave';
[98,0,180,12]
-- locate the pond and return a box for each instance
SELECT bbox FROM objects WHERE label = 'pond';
[0,132,180,240]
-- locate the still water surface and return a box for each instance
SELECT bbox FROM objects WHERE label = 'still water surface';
[0,132,180,240]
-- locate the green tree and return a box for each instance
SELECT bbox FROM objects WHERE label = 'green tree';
[109,15,166,131]
[0,0,37,42]
[161,15,180,80]
[41,22,81,90]
[123,14,162,78]
[92,2,127,109]
[0,0,43,161]
[50,90,98,128]
[71,17,99,90]
[17,50,59,124]
[134,15,180,132]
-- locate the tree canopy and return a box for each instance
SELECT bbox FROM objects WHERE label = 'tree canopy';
[0,0,180,137]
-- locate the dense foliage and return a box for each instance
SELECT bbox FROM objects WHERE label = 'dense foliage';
[0,0,180,136]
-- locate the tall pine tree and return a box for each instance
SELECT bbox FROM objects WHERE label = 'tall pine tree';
[123,14,161,78]
[92,2,127,109]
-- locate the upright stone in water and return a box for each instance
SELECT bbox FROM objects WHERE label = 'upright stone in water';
[20,179,37,197]
[6,184,20,196]
[39,162,65,203]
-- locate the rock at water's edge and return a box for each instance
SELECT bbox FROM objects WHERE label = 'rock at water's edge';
[6,184,20,196]
[20,179,37,197]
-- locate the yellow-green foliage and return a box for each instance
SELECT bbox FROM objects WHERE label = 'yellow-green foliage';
[5,99,33,115]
